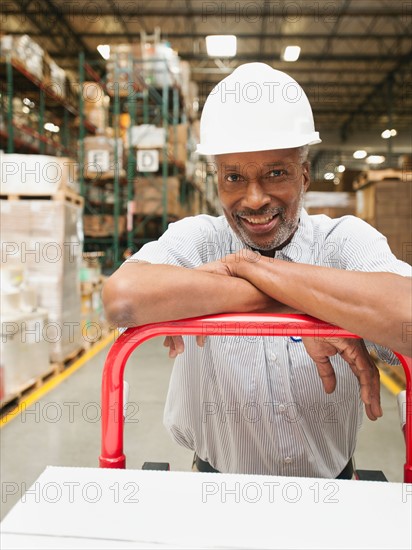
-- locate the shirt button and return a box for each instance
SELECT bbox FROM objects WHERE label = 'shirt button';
[278,404,286,412]
[284,457,293,464]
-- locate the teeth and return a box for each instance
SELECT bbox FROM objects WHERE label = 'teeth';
[243,215,274,225]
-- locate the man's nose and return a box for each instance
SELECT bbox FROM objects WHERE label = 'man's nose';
[241,180,271,211]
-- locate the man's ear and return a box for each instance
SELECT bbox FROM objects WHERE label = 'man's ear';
[302,161,310,192]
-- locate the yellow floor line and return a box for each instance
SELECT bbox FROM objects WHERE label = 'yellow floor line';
[1,331,117,428]
[379,369,404,396]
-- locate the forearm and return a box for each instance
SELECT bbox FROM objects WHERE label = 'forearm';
[236,257,412,356]
[102,262,290,327]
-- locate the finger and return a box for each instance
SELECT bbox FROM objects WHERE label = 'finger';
[163,336,171,347]
[168,336,185,359]
[196,335,206,347]
[339,345,382,418]
[313,358,337,394]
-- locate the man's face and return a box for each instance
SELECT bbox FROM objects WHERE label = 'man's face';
[216,148,310,252]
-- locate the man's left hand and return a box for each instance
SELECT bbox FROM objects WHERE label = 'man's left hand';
[302,337,383,421]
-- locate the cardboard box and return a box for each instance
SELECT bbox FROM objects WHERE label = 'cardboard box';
[83,136,124,180]
[83,214,126,237]
[0,200,84,362]
[356,179,412,264]
[130,125,166,148]
[1,34,44,80]
[0,154,79,195]
[134,177,180,217]
[0,466,410,549]
[0,310,50,400]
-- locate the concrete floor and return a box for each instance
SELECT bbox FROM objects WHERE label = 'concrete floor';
[0,336,406,520]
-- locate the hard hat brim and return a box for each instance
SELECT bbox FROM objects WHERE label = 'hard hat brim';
[196,134,321,156]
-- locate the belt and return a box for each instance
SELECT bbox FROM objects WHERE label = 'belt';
[195,455,354,479]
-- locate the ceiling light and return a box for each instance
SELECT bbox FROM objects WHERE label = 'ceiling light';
[282,45,301,62]
[97,44,110,60]
[324,172,334,180]
[206,35,237,57]
[366,155,385,165]
[353,150,367,159]
[381,128,397,139]
[333,177,340,185]
[337,165,345,173]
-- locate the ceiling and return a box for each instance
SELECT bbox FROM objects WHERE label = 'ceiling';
[2,0,412,179]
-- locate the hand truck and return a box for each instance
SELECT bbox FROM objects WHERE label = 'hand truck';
[99,313,412,482]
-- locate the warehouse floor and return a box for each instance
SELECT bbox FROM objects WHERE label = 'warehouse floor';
[0,336,406,520]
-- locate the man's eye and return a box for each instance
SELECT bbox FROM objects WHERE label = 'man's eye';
[225,174,243,182]
[267,169,286,178]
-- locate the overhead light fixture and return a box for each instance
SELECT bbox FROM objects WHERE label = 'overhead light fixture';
[282,45,301,62]
[353,150,367,159]
[366,155,385,165]
[381,128,397,139]
[337,165,346,173]
[97,44,110,60]
[324,172,334,180]
[206,35,237,57]
[333,177,340,185]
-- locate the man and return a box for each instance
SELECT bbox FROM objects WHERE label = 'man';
[103,63,411,478]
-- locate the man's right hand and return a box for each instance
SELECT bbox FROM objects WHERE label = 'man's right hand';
[163,335,206,358]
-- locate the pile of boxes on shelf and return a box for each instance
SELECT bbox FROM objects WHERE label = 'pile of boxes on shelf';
[354,159,412,265]
[0,34,77,154]
[0,265,50,403]
[0,154,106,404]
[1,34,73,101]
[81,37,212,231]
[304,191,356,218]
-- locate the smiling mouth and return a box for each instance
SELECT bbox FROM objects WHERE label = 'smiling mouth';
[238,213,280,233]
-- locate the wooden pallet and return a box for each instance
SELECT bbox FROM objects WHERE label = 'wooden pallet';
[0,362,62,416]
[0,189,84,206]
[54,346,85,370]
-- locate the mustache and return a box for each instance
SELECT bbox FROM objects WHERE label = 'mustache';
[236,207,285,218]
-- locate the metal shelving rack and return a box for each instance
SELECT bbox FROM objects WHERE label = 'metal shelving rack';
[0,54,92,157]
[78,51,188,271]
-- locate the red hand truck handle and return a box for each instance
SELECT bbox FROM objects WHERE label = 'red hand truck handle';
[99,313,412,482]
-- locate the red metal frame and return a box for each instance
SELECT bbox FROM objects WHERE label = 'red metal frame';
[99,313,412,482]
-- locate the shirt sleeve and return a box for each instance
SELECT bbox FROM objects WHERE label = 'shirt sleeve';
[330,216,411,364]
[332,216,412,276]
[125,215,216,268]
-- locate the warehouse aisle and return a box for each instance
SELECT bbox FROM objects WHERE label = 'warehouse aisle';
[0,337,406,520]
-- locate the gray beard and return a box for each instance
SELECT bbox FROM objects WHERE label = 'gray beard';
[234,188,304,251]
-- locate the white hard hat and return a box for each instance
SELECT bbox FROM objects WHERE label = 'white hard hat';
[196,62,321,155]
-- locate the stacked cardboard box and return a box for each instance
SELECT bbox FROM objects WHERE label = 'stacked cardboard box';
[82,82,109,133]
[0,310,50,401]
[304,192,356,218]
[83,214,126,237]
[0,199,84,362]
[43,53,66,99]
[134,177,180,217]
[83,135,124,180]
[0,154,79,195]
[1,35,44,81]
[132,123,188,167]
[356,177,412,264]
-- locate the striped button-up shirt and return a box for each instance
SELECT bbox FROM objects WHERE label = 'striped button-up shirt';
[130,210,411,477]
